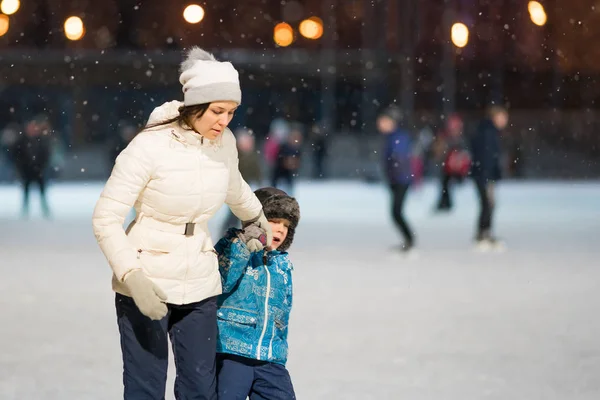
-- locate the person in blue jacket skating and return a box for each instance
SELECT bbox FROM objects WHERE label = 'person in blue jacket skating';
[214,187,300,399]
[378,105,415,252]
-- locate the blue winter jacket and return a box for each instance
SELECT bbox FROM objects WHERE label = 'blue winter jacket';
[215,231,294,366]
[383,129,413,185]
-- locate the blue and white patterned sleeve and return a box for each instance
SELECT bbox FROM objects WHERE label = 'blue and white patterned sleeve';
[215,231,253,294]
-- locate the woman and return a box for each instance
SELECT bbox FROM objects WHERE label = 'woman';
[92,48,272,399]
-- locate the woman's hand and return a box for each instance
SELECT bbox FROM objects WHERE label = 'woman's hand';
[255,211,273,249]
[237,223,267,252]
[242,210,273,250]
[243,211,273,250]
[123,270,168,320]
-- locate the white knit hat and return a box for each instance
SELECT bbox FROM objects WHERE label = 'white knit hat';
[179,47,242,106]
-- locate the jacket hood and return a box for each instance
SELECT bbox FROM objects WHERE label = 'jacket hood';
[146,100,183,126]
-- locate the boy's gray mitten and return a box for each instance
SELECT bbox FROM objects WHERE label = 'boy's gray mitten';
[237,223,267,252]
[123,270,168,320]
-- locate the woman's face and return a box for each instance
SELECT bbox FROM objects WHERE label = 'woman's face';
[191,101,238,140]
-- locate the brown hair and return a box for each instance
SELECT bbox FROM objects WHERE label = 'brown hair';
[145,103,210,132]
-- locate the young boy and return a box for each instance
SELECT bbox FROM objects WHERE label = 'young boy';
[214,187,300,400]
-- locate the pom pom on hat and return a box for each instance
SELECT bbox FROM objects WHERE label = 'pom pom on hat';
[179,46,242,106]
[180,47,217,72]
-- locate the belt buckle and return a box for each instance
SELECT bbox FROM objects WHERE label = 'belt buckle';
[184,222,195,236]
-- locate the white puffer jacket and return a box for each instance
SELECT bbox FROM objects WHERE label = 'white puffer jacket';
[92,101,262,305]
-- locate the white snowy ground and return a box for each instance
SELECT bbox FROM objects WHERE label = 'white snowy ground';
[1,179,599,400]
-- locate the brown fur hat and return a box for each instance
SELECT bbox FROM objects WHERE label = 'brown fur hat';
[254,187,300,252]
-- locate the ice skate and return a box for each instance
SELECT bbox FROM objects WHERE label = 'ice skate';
[433,202,452,214]
[387,241,418,259]
[398,242,419,259]
[474,237,506,253]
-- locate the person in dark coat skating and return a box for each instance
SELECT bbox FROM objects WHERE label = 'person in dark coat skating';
[470,105,508,249]
[12,114,52,218]
[271,124,303,195]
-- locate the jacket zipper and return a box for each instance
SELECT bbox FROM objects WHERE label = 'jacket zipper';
[256,263,271,360]
[137,249,169,258]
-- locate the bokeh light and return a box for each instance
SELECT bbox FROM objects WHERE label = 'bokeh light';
[299,17,323,40]
[0,14,9,37]
[451,22,469,48]
[528,1,547,26]
[64,16,85,41]
[0,0,19,15]
[183,4,205,24]
[274,22,294,47]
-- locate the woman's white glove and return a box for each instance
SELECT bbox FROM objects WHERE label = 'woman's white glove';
[243,211,272,250]
[123,270,168,320]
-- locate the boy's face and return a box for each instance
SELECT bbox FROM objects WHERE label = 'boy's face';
[269,218,290,250]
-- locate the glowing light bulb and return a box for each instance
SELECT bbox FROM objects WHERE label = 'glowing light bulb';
[299,17,323,40]
[528,1,547,26]
[451,22,469,48]
[0,0,20,16]
[0,15,9,37]
[274,22,294,47]
[64,16,85,41]
[183,4,205,24]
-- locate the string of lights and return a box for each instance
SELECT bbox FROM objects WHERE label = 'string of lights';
[0,1,547,48]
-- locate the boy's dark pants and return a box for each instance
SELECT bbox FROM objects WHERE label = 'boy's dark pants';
[116,293,218,400]
[217,354,296,400]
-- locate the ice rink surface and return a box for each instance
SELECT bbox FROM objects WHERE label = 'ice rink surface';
[1,179,599,399]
